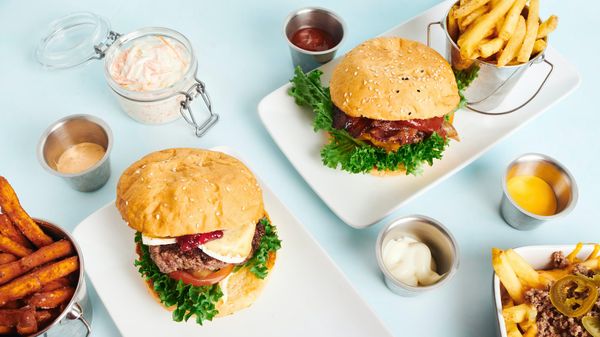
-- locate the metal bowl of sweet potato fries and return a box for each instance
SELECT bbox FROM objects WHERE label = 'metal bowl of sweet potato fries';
[0,177,91,337]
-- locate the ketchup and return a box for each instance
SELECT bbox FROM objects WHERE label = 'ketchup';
[177,230,223,252]
[291,27,335,52]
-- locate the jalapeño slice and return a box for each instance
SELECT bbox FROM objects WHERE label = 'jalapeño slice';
[549,275,598,317]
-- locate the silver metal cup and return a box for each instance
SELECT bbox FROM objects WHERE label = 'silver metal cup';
[427,2,553,115]
[500,153,578,230]
[38,115,112,192]
[283,7,346,72]
[375,215,459,296]
[33,219,92,337]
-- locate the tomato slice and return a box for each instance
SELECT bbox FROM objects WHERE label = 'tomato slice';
[168,264,233,287]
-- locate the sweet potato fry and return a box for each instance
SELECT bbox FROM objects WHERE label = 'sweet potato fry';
[0,177,53,248]
[0,235,33,258]
[0,256,78,306]
[28,287,75,309]
[35,310,53,325]
[0,308,20,326]
[0,214,30,249]
[0,240,73,285]
[16,306,37,335]
[40,277,71,292]
[0,253,17,265]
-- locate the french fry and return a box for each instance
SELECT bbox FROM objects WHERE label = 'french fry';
[587,244,600,260]
[505,249,541,288]
[532,39,546,55]
[35,310,53,325]
[460,4,489,31]
[448,5,460,41]
[499,0,526,40]
[457,0,514,58]
[581,258,600,270]
[537,15,558,39]
[0,240,74,285]
[16,306,37,335]
[566,242,583,263]
[517,0,539,62]
[498,15,526,66]
[0,325,11,334]
[493,248,524,303]
[538,268,570,286]
[0,234,33,258]
[506,321,523,337]
[503,303,531,323]
[0,256,78,306]
[0,253,17,265]
[28,287,75,309]
[0,308,20,326]
[479,37,505,58]
[523,324,537,337]
[453,0,491,19]
[40,277,71,292]
[0,214,30,248]
[0,177,53,248]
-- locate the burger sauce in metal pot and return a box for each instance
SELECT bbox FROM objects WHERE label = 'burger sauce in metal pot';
[291,27,335,52]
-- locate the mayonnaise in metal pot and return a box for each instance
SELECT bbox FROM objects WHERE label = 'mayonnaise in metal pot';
[382,236,444,287]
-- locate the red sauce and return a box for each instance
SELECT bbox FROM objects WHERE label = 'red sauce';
[291,27,335,52]
[176,230,223,252]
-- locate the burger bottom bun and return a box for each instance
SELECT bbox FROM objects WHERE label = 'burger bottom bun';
[142,251,277,318]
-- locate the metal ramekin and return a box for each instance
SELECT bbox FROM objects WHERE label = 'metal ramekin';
[283,7,346,72]
[500,153,578,230]
[31,219,92,337]
[375,215,459,296]
[37,114,112,192]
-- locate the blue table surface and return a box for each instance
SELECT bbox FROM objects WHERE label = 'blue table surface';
[0,0,597,336]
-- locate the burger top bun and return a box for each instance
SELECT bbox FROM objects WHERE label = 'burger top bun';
[330,37,460,121]
[117,148,264,260]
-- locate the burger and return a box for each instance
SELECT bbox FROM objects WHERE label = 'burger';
[116,148,281,324]
[289,37,463,175]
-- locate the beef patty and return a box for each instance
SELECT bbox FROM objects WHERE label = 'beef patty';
[332,105,458,152]
[150,221,266,274]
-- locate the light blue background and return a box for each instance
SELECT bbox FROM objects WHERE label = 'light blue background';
[0,1,596,336]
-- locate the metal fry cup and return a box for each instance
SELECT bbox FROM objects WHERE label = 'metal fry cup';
[37,114,112,192]
[427,2,553,115]
[500,153,578,230]
[375,215,459,296]
[283,7,346,72]
[33,219,92,337]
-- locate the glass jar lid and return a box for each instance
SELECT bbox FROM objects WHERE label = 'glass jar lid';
[36,12,113,69]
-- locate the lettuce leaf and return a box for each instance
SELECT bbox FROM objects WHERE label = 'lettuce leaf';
[134,232,222,325]
[233,217,281,279]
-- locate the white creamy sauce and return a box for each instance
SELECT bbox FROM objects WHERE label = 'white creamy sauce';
[109,35,190,92]
[382,236,444,287]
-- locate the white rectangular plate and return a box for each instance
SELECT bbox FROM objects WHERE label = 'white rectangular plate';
[493,244,594,337]
[257,0,580,228]
[73,146,392,337]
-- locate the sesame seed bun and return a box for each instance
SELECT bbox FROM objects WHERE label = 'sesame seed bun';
[117,148,264,260]
[330,37,460,121]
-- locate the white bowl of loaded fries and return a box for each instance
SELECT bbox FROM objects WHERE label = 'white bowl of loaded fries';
[493,244,600,337]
